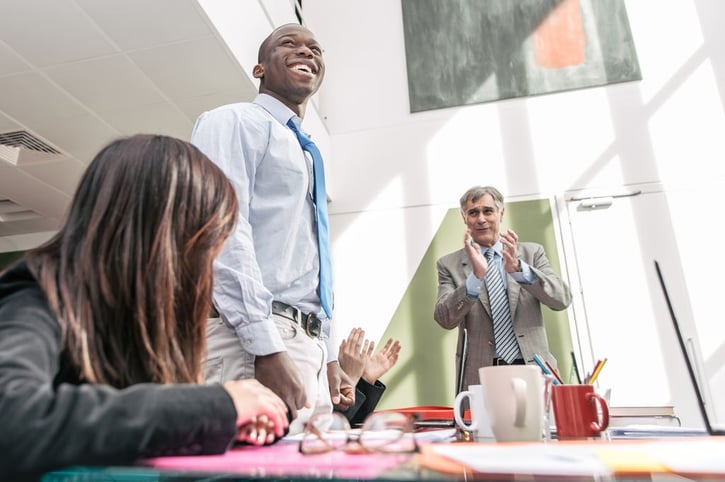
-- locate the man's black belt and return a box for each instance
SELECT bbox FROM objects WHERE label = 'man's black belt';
[492,357,526,366]
[209,302,321,338]
[272,301,322,338]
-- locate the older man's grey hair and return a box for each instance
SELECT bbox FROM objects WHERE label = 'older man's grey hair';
[459,186,504,216]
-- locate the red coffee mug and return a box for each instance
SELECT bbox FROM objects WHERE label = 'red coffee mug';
[552,384,609,440]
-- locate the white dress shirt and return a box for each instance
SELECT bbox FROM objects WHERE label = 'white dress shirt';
[191,94,333,357]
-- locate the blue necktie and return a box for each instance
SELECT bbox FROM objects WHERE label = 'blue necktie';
[287,119,333,319]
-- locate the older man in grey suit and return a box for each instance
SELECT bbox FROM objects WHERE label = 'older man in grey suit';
[434,186,572,394]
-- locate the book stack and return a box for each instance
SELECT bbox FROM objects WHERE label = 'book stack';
[609,405,681,428]
[606,406,709,439]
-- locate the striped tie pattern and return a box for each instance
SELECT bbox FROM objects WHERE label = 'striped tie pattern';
[484,248,520,364]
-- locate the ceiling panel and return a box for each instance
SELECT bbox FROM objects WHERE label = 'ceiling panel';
[0,72,89,136]
[45,54,166,112]
[0,217,61,237]
[0,41,32,76]
[76,0,214,51]
[30,113,121,163]
[0,165,70,218]
[0,0,117,67]
[103,103,194,140]
[0,112,23,133]
[20,157,86,196]
[176,86,256,120]
[129,36,247,101]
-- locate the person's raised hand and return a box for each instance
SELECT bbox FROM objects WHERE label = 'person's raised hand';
[500,228,521,273]
[337,327,373,385]
[464,229,489,280]
[363,338,401,384]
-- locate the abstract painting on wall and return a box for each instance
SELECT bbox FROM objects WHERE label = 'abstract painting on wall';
[401,0,641,113]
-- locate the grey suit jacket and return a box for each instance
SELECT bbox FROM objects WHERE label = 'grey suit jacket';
[434,242,572,394]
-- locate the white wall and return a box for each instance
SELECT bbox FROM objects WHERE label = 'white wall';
[294,0,725,425]
[306,0,725,205]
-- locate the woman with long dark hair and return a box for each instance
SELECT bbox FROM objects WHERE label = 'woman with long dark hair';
[0,134,288,479]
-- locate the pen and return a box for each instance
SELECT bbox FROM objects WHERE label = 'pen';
[588,357,608,385]
[570,351,582,384]
[533,354,561,385]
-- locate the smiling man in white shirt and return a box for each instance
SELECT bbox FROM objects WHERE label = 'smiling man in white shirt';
[190,23,351,434]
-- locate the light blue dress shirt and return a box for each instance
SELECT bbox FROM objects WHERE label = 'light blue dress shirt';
[190,94,333,358]
[465,240,536,297]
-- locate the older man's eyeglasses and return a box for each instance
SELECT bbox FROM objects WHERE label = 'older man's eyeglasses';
[299,411,419,455]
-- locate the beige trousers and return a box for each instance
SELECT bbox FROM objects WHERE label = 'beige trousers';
[204,313,332,435]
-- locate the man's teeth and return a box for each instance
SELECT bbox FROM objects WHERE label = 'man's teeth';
[294,65,312,73]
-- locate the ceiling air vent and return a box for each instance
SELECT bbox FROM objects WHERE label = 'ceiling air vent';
[0,130,61,154]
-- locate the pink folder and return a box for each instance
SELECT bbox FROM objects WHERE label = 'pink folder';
[142,440,411,478]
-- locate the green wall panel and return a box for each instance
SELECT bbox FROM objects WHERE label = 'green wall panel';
[376,199,573,410]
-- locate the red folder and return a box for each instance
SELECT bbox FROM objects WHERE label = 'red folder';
[378,405,470,424]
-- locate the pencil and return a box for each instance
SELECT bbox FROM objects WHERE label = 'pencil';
[585,359,602,384]
[588,357,608,385]
[570,351,582,384]
[544,359,564,385]
[533,354,561,385]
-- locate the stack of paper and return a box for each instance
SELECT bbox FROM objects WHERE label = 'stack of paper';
[608,425,707,439]
[422,437,725,477]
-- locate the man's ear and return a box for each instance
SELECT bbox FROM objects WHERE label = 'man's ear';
[252,63,264,79]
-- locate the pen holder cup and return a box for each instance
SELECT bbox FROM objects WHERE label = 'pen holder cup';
[552,384,610,440]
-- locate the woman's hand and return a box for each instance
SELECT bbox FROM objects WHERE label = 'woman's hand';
[363,338,401,384]
[223,379,289,445]
[337,327,373,385]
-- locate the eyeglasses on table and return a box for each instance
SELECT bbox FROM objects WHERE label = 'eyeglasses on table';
[299,411,419,455]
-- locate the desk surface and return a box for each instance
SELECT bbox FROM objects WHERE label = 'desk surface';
[40,433,725,482]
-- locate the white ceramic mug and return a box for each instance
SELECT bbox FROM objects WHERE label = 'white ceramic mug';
[453,384,494,440]
[479,365,546,442]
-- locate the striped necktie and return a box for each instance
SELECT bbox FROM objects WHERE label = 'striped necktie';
[484,248,520,364]
[287,119,333,319]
